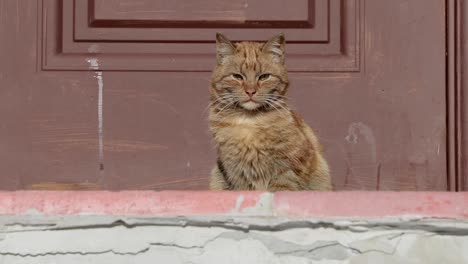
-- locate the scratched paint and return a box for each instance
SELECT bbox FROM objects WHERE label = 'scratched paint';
[345,122,377,162]
[86,58,104,170]
[88,44,100,53]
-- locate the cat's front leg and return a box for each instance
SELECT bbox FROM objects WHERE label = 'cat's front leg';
[209,166,232,190]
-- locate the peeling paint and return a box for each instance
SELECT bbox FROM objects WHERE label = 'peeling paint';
[229,193,274,216]
[240,192,274,215]
[232,195,245,213]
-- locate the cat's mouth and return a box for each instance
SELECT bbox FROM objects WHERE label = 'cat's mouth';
[240,99,262,110]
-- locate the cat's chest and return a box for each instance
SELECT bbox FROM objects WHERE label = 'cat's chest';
[217,123,273,150]
[212,115,296,159]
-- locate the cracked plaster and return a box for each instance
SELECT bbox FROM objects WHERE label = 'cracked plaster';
[0,216,467,263]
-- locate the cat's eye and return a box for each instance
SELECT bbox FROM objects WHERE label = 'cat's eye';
[258,74,271,81]
[232,73,244,80]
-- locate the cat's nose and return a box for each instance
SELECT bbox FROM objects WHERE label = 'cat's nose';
[245,89,256,97]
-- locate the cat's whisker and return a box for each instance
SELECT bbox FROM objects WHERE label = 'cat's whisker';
[272,100,290,113]
[203,94,236,115]
[267,99,290,116]
[273,93,289,98]
[215,99,238,117]
[265,99,289,117]
[265,100,281,114]
[269,95,289,102]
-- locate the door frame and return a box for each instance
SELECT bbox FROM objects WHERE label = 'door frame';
[447,0,466,191]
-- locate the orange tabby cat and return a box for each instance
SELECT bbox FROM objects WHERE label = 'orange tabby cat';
[209,33,331,191]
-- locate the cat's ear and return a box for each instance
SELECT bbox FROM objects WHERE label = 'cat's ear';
[216,33,236,65]
[262,33,285,64]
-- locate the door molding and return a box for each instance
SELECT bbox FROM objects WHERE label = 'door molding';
[39,0,361,72]
[446,0,467,191]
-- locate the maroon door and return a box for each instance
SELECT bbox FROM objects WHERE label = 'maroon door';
[0,0,461,190]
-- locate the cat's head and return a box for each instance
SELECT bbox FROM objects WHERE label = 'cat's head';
[210,33,289,112]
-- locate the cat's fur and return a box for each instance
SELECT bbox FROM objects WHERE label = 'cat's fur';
[208,33,331,191]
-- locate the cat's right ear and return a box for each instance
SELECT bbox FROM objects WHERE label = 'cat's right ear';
[216,33,235,65]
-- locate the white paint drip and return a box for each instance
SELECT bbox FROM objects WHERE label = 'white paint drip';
[86,58,104,170]
[97,71,104,169]
[87,58,99,70]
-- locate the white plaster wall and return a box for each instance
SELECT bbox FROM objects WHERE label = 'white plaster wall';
[0,216,467,263]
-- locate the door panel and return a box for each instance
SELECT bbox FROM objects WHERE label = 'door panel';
[43,0,354,72]
[91,0,310,24]
[0,0,449,190]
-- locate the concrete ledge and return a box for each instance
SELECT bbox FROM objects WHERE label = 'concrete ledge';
[1,191,468,263]
[0,191,466,218]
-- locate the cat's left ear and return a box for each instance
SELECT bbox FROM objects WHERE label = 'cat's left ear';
[216,33,236,65]
[262,33,285,64]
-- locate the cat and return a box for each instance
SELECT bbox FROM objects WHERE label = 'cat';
[208,33,332,191]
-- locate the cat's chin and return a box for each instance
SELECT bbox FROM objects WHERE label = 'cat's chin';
[240,101,262,111]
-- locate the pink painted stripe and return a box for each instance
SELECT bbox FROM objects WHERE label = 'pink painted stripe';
[0,191,262,216]
[0,191,467,218]
[274,192,468,218]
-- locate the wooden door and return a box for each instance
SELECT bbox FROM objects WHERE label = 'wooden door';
[0,0,460,190]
